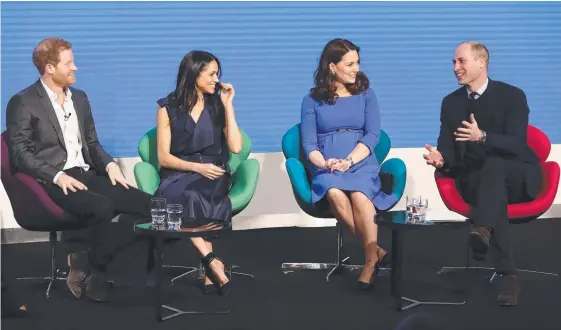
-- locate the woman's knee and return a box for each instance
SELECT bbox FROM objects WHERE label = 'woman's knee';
[350,192,375,216]
[326,188,349,210]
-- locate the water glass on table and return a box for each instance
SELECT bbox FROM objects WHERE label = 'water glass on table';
[406,195,429,224]
[166,204,183,232]
[150,198,167,229]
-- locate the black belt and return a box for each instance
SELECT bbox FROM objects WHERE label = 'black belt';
[180,153,224,165]
[64,167,87,175]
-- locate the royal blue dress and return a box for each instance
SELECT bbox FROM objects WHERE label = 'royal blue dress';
[156,94,232,227]
[300,88,397,210]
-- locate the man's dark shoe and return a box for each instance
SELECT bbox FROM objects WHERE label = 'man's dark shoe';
[84,271,109,302]
[496,274,520,306]
[67,250,90,299]
[469,227,491,259]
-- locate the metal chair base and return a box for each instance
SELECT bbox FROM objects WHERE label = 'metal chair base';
[159,304,230,322]
[281,256,365,282]
[398,296,466,311]
[163,265,199,285]
[165,263,254,286]
[438,266,559,283]
[281,224,389,281]
[16,270,67,298]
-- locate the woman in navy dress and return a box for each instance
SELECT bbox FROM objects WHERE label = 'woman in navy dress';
[301,39,397,290]
[156,51,243,296]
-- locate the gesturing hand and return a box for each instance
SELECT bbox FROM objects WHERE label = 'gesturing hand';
[455,113,483,142]
[56,173,88,195]
[423,144,444,168]
[219,83,235,106]
[197,163,225,180]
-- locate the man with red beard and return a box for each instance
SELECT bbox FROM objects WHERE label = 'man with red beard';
[6,38,151,303]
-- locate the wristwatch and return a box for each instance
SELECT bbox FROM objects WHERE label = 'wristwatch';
[478,130,487,144]
[345,157,355,167]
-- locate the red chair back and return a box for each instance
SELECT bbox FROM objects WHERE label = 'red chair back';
[527,125,550,163]
[435,125,560,220]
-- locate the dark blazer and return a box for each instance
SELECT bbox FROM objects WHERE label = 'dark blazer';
[436,78,541,198]
[6,80,114,184]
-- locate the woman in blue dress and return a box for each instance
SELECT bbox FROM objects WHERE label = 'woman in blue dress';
[155,51,243,296]
[301,39,398,290]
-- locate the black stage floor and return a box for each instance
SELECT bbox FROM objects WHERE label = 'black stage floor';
[2,218,560,330]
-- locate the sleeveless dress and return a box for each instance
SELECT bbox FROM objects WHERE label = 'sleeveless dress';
[300,88,398,210]
[156,94,232,227]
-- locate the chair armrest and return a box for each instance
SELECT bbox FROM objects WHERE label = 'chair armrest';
[508,161,560,219]
[229,159,260,214]
[13,172,66,220]
[285,158,312,204]
[434,171,471,217]
[133,162,160,195]
[380,158,407,200]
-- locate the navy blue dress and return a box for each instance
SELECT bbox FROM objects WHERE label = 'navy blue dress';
[156,94,232,227]
[300,88,398,210]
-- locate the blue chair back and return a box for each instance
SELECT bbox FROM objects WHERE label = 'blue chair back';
[281,123,392,168]
[282,123,405,217]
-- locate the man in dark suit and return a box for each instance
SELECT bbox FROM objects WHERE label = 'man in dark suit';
[6,38,151,302]
[423,41,541,306]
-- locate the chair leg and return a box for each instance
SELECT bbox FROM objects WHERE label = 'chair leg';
[281,223,363,281]
[167,258,255,285]
[17,231,67,299]
[438,227,559,282]
[165,265,199,286]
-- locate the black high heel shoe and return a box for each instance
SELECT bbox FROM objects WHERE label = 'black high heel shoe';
[378,248,391,268]
[201,252,231,296]
[357,262,380,291]
[202,280,217,294]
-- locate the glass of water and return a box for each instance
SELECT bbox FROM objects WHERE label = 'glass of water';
[416,197,429,223]
[406,196,429,224]
[166,204,183,232]
[150,198,166,229]
[406,195,423,224]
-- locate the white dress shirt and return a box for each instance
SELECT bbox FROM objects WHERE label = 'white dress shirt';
[466,77,489,100]
[41,79,91,184]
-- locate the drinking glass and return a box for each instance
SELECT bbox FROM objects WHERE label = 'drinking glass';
[416,198,429,223]
[166,204,183,232]
[150,198,166,228]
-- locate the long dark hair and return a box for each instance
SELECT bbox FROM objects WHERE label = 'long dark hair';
[173,50,224,124]
[310,39,369,104]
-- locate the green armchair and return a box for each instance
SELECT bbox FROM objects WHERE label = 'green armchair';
[133,127,260,282]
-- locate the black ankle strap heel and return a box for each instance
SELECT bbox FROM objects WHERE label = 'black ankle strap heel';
[200,252,231,296]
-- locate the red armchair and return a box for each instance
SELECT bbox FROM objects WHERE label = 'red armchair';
[435,125,560,279]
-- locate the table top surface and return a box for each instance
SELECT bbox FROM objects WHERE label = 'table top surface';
[375,210,468,229]
[134,221,232,238]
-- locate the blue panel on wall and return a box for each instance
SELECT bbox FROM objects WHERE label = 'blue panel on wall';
[2,2,560,156]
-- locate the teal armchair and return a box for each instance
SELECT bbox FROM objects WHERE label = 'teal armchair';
[280,123,406,281]
[133,127,260,282]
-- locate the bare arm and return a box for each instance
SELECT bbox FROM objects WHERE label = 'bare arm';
[223,103,243,154]
[156,107,201,172]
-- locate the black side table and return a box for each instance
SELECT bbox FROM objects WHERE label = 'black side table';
[375,210,468,311]
[135,222,232,321]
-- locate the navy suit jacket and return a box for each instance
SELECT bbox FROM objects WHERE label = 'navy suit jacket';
[436,78,541,198]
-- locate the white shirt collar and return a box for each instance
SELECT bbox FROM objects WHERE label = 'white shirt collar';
[467,77,488,97]
[40,78,72,102]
